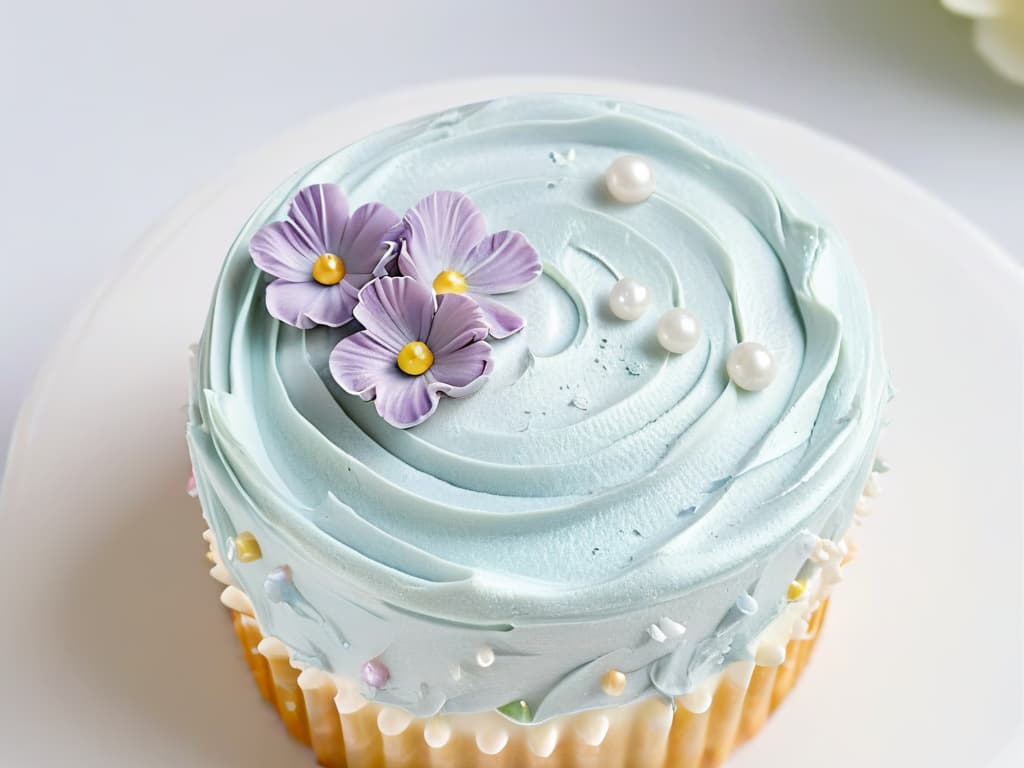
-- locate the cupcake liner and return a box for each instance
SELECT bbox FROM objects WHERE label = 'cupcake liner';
[221,598,828,768]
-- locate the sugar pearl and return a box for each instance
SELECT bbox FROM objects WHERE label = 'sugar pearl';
[601,669,627,697]
[234,531,262,563]
[727,342,776,391]
[361,658,390,688]
[735,592,758,615]
[605,155,656,203]
[656,308,701,354]
[608,277,652,320]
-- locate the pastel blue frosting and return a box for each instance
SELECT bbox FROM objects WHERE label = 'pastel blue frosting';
[187,95,888,722]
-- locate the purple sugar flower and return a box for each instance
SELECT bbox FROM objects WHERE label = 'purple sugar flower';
[329,276,493,429]
[250,183,400,329]
[398,191,542,338]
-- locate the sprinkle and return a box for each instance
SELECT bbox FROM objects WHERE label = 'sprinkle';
[873,456,891,474]
[787,580,806,601]
[498,699,533,723]
[735,593,758,615]
[659,617,686,638]
[570,393,590,411]
[548,148,576,166]
[361,658,390,688]
[186,473,197,497]
[600,669,627,696]
[264,565,293,603]
[647,624,667,643]
[476,646,495,668]
[625,360,646,376]
[234,531,262,563]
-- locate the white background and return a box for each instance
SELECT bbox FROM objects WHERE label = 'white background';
[0,1,1021,467]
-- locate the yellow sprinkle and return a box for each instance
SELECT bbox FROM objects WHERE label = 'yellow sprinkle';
[311,253,346,285]
[235,531,263,563]
[205,551,215,564]
[432,269,468,294]
[600,669,627,697]
[787,580,806,601]
[397,341,434,376]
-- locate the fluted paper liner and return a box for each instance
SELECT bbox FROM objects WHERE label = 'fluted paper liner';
[224,600,827,768]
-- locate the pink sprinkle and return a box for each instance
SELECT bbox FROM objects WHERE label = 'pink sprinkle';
[186,473,197,497]
[361,658,390,688]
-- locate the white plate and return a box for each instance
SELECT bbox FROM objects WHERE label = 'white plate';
[1,77,1020,768]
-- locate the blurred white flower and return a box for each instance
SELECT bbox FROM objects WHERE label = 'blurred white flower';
[943,0,1024,84]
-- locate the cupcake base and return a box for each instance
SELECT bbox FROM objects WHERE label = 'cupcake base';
[225,601,828,768]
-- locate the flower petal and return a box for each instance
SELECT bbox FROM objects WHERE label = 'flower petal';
[250,184,351,280]
[470,294,527,339]
[400,191,487,282]
[376,374,440,429]
[429,340,494,391]
[461,230,543,294]
[265,279,325,330]
[329,331,402,399]
[352,276,435,350]
[303,281,360,327]
[287,184,350,255]
[330,326,447,429]
[250,221,318,281]
[426,292,489,356]
[338,202,402,275]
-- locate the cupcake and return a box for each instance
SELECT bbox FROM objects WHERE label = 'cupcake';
[187,94,888,768]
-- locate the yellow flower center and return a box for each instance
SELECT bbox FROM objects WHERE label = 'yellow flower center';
[396,341,434,376]
[432,269,468,294]
[312,253,346,285]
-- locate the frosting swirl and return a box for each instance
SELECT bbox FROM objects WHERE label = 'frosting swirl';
[188,95,888,720]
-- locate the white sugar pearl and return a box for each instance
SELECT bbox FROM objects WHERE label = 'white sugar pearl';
[608,277,652,320]
[605,155,656,204]
[657,308,701,354]
[727,342,776,391]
